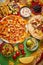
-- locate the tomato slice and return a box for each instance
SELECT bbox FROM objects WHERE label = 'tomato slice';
[18,43,24,50]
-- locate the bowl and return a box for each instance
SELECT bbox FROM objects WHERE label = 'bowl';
[20,6,31,18]
[2,43,14,57]
[26,37,38,52]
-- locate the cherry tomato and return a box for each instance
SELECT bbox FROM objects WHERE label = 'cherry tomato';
[16,51,20,56]
[18,44,24,50]
[21,50,25,55]
[13,54,17,60]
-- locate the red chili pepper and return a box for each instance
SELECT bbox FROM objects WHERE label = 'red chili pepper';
[36,53,43,64]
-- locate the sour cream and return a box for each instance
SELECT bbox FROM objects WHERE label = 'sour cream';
[20,7,31,18]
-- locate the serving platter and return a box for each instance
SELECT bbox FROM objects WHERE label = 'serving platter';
[0,0,43,65]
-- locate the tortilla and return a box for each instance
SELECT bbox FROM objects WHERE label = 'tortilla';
[26,15,43,40]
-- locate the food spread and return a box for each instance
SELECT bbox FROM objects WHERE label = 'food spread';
[0,0,43,65]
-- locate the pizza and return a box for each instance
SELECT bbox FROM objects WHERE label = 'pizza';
[0,15,28,44]
[26,15,43,40]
